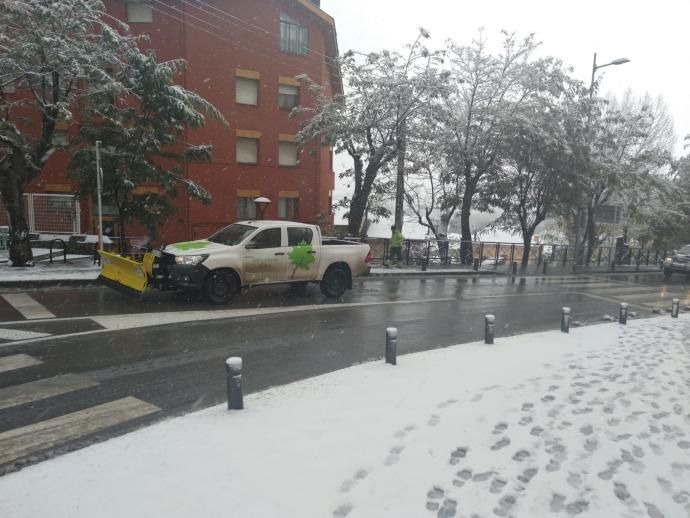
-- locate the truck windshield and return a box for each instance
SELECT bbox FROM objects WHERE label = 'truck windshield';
[208,224,257,246]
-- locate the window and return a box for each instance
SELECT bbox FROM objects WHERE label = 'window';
[279,142,298,166]
[280,13,308,55]
[279,198,299,220]
[127,2,152,23]
[288,227,313,247]
[236,137,258,164]
[236,197,257,220]
[236,78,258,106]
[247,228,282,249]
[208,223,257,246]
[278,84,299,110]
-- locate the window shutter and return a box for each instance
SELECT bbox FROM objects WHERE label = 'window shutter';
[236,138,258,164]
[236,78,258,105]
[279,142,298,166]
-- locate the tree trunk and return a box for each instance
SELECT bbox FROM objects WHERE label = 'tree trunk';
[459,184,474,264]
[1,166,33,267]
[347,195,367,237]
[521,231,534,268]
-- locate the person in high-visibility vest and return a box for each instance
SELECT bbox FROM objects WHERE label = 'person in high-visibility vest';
[388,225,405,268]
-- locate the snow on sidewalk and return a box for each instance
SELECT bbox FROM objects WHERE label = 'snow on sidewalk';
[0,261,99,282]
[1,317,689,518]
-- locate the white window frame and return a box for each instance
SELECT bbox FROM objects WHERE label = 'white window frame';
[236,137,259,164]
[127,2,153,23]
[278,84,299,110]
[235,77,259,106]
[278,142,298,167]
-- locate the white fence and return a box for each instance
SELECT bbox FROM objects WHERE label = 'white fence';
[0,193,81,235]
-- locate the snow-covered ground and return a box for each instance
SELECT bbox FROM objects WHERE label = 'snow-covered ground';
[1,317,689,518]
[0,260,99,282]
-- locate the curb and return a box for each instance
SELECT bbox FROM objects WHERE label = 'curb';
[365,269,498,278]
[0,278,100,290]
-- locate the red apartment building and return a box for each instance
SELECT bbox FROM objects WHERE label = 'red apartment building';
[22,0,340,244]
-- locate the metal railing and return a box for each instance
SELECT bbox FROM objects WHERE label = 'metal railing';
[361,237,668,274]
[0,193,80,234]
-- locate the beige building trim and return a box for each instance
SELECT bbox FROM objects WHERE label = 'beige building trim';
[236,129,262,139]
[278,76,300,87]
[235,68,260,80]
[279,191,300,198]
[237,189,260,198]
[278,133,296,142]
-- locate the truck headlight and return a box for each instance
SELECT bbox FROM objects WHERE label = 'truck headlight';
[175,254,208,265]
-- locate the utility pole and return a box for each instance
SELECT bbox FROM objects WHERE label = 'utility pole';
[95,141,104,251]
[394,119,406,231]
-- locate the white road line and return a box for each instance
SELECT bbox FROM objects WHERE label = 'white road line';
[0,397,160,466]
[574,291,656,309]
[1,293,55,320]
[0,328,51,341]
[0,373,98,411]
[0,354,43,373]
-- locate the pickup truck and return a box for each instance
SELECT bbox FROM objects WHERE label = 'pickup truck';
[98,221,372,303]
[663,244,690,279]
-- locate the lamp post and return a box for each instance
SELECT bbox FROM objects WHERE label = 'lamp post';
[253,196,271,220]
[575,53,630,267]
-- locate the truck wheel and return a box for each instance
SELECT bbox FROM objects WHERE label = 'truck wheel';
[664,268,673,280]
[203,270,238,304]
[320,267,348,298]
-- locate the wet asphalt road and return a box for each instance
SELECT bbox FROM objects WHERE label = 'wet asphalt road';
[0,271,689,473]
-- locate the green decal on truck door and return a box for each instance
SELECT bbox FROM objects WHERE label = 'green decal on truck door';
[288,241,315,278]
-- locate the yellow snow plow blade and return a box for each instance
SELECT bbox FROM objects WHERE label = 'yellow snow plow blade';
[97,250,150,296]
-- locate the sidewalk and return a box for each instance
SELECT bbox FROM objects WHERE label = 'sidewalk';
[1,315,687,518]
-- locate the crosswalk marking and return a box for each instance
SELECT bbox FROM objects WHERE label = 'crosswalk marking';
[0,354,43,374]
[1,294,55,320]
[0,328,51,341]
[0,397,160,466]
[0,373,98,411]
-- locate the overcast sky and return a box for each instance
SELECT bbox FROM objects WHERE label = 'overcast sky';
[322,0,689,154]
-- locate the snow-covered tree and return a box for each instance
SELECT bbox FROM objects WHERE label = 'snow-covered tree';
[296,30,445,236]
[440,31,566,263]
[577,91,675,262]
[0,0,136,266]
[491,82,579,267]
[70,51,227,249]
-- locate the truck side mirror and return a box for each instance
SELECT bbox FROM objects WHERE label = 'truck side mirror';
[245,242,259,250]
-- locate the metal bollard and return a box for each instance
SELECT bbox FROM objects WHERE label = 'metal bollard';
[473,258,479,271]
[672,298,680,318]
[561,307,571,333]
[385,327,398,365]
[610,261,616,272]
[542,261,548,275]
[619,303,628,325]
[635,259,640,272]
[512,261,518,275]
[225,357,244,410]
[484,315,495,345]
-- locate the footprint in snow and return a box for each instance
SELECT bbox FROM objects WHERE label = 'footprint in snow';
[472,471,493,482]
[384,445,405,466]
[428,414,440,426]
[333,503,353,517]
[644,502,665,518]
[437,399,458,409]
[580,425,594,436]
[530,426,544,437]
[471,394,483,402]
[493,422,508,434]
[613,482,631,502]
[491,437,510,451]
[567,472,582,489]
[489,476,507,494]
[584,437,598,452]
[541,395,556,402]
[426,486,445,510]
[518,416,533,426]
[437,498,457,518]
[550,494,566,512]
[512,449,530,462]
[517,467,538,484]
[449,447,468,465]
[521,402,534,411]
[492,494,517,517]
[546,459,560,472]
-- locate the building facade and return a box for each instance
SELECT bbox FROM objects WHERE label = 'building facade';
[23,0,340,244]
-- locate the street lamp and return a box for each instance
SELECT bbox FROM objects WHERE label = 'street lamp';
[253,196,271,220]
[589,53,630,98]
[575,53,630,270]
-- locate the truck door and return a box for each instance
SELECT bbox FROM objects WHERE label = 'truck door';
[243,227,288,284]
[285,226,318,282]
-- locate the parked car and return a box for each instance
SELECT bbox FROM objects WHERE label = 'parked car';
[98,221,372,303]
[663,244,690,279]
